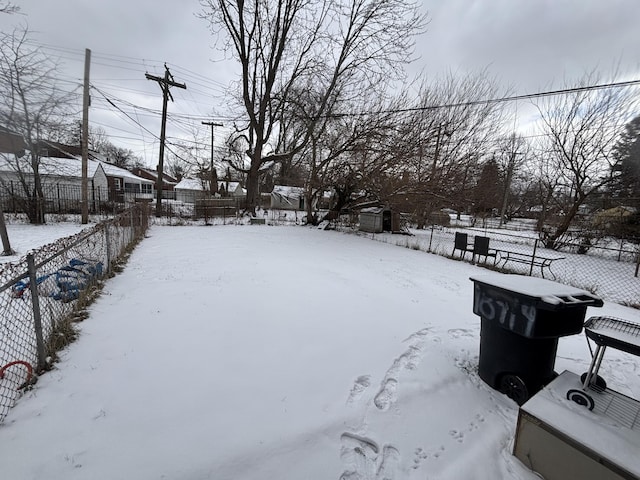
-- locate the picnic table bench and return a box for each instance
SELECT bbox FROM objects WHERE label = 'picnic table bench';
[494,249,565,279]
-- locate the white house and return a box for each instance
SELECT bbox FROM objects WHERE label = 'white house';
[94,155,154,203]
[0,154,154,209]
[0,155,109,208]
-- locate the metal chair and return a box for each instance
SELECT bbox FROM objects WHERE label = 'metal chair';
[453,232,472,259]
[472,236,496,264]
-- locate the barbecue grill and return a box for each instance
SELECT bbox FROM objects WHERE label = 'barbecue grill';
[567,316,640,423]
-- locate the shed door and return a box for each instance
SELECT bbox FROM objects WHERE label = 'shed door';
[382,210,392,231]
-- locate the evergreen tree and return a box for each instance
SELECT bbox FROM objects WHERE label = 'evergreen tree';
[472,158,502,216]
[611,115,640,204]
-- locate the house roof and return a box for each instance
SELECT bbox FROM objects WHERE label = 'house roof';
[86,152,152,183]
[272,185,305,197]
[99,162,153,183]
[361,207,385,214]
[219,180,241,192]
[175,178,243,192]
[132,167,178,184]
[175,178,206,191]
[0,154,153,184]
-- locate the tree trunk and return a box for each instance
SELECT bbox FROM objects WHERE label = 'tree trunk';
[0,208,14,255]
[305,148,318,225]
[542,196,584,249]
[245,160,261,215]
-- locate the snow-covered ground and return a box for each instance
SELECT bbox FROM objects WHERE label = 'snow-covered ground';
[0,217,90,264]
[0,225,639,479]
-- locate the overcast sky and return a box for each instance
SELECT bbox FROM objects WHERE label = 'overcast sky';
[1,0,639,167]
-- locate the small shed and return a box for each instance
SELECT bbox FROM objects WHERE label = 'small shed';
[359,207,400,233]
[174,178,208,203]
[270,185,307,211]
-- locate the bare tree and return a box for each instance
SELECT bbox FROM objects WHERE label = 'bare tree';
[200,0,425,214]
[532,70,638,248]
[388,70,508,226]
[54,120,109,152]
[165,152,192,182]
[0,2,18,14]
[166,140,206,185]
[495,132,529,226]
[0,27,76,224]
[271,83,404,223]
[100,144,142,169]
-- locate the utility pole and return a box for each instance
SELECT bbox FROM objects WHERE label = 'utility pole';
[81,48,91,224]
[202,121,223,195]
[146,65,186,217]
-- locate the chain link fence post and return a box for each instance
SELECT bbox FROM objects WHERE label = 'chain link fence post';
[130,209,134,243]
[104,222,112,274]
[529,238,539,276]
[428,225,434,253]
[26,253,46,371]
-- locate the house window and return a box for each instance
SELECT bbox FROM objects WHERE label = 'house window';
[114,178,122,191]
[141,184,152,194]
[124,183,140,193]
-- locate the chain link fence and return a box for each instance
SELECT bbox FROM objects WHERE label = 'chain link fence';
[333,219,640,308]
[0,183,150,217]
[0,204,149,423]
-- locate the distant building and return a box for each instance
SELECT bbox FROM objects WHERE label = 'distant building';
[217,180,245,198]
[270,185,309,211]
[174,178,245,203]
[359,207,401,233]
[131,167,178,198]
[0,154,154,211]
[174,178,208,203]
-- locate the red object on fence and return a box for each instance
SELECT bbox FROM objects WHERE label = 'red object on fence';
[0,361,34,389]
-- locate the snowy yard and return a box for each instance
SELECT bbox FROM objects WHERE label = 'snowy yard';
[0,225,639,479]
[0,220,88,264]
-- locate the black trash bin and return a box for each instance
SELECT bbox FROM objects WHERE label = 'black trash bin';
[470,274,603,405]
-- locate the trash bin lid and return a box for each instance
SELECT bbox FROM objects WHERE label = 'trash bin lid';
[470,273,603,307]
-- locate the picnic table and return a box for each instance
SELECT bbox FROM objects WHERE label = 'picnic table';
[494,249,565,279]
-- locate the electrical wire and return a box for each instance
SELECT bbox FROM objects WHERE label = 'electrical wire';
[15,37,640,165]
[329,79,640,118]
[90,85,193,164]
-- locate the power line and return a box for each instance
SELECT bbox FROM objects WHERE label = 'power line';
[91,85,192,165]
[330,79,640,118]
[92,86,158,138]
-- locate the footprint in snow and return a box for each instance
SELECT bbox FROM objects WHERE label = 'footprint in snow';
[376,445,400,480]
[339,433,400,480]
[339,432,379,480]
[374,378,398,411]
[347,375,372,405]
[449,429,464,443]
